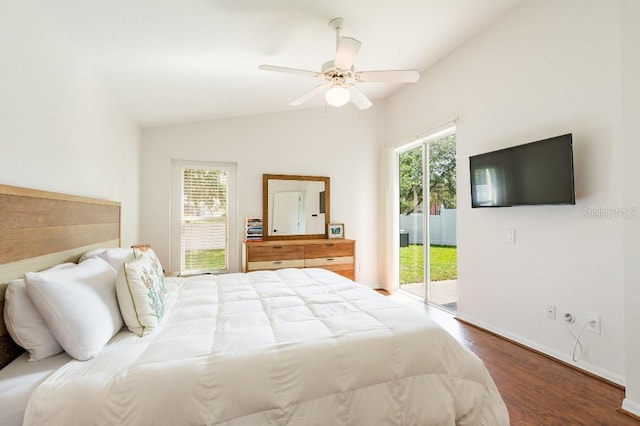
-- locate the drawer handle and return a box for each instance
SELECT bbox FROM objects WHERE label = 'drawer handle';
[325,244,334,247]
[326,258,334,261]
[272,246,282,249]
[273,261,283,264]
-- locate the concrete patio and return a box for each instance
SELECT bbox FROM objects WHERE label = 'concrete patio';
[400,279,457,308]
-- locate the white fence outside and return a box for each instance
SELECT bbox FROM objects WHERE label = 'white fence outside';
[399,208,457,246]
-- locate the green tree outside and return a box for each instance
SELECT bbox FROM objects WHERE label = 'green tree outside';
[399,135,456,215]
[429,135,457,210]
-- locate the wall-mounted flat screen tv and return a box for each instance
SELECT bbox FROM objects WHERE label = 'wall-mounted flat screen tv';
[470,133,575,208]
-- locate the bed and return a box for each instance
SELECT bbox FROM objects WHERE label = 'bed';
[0,184,509,425]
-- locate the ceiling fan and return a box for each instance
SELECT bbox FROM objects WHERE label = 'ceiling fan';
[259,17,420,110]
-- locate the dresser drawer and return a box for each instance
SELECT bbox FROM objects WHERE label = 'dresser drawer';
[243,239,355,279]
[246,244,304,261]
[304,256,354,268]
[304,241,354,259]
[248,259,305,271]
[304,256,355,280]
[322,265,355,280]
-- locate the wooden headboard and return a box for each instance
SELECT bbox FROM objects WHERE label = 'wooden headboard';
[0,184,121,368]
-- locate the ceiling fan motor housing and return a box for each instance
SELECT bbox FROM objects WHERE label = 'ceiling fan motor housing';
[321,61,353,81]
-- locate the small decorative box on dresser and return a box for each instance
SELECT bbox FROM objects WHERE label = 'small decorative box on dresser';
[244,239,356,280]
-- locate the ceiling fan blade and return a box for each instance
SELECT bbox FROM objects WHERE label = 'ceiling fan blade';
[355,69,420,83]
[334,37,361,70]
[290,83,331,106]
[348,85,372,110]
[259,64,322,78]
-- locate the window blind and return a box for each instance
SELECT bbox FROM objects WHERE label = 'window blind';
[181,168,228,274]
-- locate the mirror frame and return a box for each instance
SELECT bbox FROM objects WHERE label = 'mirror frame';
[262,174,330,241]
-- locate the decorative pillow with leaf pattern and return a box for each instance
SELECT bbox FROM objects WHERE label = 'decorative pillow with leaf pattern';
[133,247,167,297]
[116,251,167,336]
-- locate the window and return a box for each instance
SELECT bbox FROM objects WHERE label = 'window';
[171,161,237,275]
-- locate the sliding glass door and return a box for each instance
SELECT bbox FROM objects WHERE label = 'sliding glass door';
[398,144,428,299]
[396,126,458,312]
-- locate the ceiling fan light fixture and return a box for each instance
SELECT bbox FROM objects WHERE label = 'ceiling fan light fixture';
[325,85,350,107]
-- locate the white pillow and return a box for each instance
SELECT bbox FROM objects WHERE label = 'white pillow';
[24,258,123,361]
[78,247,107,263]
[98,247,136,273]
[116,252,167,336]
[3,263,75,361]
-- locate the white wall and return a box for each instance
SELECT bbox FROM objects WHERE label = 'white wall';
[141,105,385,287]
[622,0,640,417]
[0,0,141,246]
[5,0,637,410]
[385,0,630,386]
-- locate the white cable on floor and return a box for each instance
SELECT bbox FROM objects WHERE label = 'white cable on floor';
[565,319,595,362]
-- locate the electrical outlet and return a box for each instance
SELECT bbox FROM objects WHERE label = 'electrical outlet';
[546,305,556,319]
[564,312,575,323]
[586,314,601,334]
[505,229,516,244]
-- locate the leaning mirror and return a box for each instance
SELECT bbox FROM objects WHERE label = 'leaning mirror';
[263,174,330,240]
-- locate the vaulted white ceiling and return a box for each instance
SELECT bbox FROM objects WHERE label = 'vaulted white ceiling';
[34,0,524,127]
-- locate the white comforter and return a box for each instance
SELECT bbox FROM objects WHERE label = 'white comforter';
[24,269,508,425]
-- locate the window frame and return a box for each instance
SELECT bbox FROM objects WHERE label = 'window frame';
[170,160,238,275]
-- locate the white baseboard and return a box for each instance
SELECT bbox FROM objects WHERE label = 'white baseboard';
[455,312,625,386]
[622,398,640,418]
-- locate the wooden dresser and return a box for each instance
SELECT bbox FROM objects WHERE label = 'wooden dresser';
[243,239,356,280]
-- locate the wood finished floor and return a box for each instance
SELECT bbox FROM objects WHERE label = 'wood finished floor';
[388,292,639,425]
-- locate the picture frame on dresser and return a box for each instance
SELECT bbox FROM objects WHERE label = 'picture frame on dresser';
[327,223,345,239]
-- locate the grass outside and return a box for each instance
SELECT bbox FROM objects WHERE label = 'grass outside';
[400,244,457,284]
[185,249,226,272]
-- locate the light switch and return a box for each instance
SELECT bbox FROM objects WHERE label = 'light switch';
[505,228,516,244]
